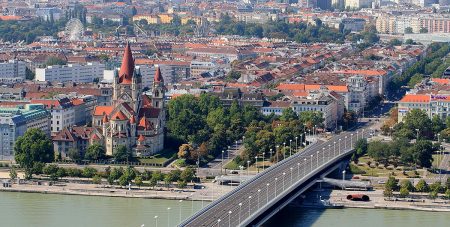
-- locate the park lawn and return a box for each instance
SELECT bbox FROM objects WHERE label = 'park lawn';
[138,149,176,165]
[224,160,239,170]
[354,156,423,178]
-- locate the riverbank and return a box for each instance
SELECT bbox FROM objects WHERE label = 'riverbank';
[303,189,450,212]
[0,180,233,202]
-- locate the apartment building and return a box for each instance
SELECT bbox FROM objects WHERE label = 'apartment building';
[30,98,76,133]
[35,62,105,83]
[0,60,26,84]
[376,14,450,34]
[0,104,51,160]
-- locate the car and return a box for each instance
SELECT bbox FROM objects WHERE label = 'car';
[377,180,386,184]
[230,170,239,174]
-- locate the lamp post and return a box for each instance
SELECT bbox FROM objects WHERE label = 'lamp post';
[303,158,307,176]
[238,203,242,224]
[283,142,286,159]
[344,136,348,150]
[415,128,419,140]
[338,138,341,155]
[221,150,224,174]
[239,165,244,184]
[300,134,303,148]
[342,170,346,189]
[270,148,273,164]
[328,144,331,160]
[333,141,336,157]
[290,139,292,157]
[350,134,353,149]
[227,146,230,160]
[228,211,232,227]
[290,167,293,184]
[167,207,171,227]
[266,183,270,203]
[154,216,158,227]
[255,156,259,173]
[257,189,261,208]
[247,160,250,176]
[275,177,278,196]
[316,151,319,167]
[295,136,298,152]
[297,162,300,177]
[322,147,325,163]
[310,154,313,170]
[262,152,265,171]
[248,196,252,215]
[282,172,286,190]
[217,219,221,227]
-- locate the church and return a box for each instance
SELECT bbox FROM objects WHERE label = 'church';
[90,43,166,157]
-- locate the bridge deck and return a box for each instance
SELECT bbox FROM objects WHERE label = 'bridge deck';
[180,128,371,227]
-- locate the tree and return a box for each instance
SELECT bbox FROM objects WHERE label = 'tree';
[419,27,428,33]
[415,179,429,192]
[429,190,438,200]
[92,175,102,184]
[389,39,402,46]
[68,148,81,162]
[280,108,298,122]
[85,144,106,160]
[135,176,143,188]
[177,144,194,159]
[25,67,35,80]
[113,145,131,162]
[300,111,324,130]
[44,56,67,66]
[383,188,394,199]
[181,168,195,182]
[429,182,442,193]
[404,27,413,34]
[407,73,423,87]
[110,167,124,180]
[400,179,415,192]
[402,109,432,139]
[43,164,60,181]
[82,167,97,178]
[444,188,450,200]
[399,187,410,198]
[385,175,398,191]
[177,180,187,189]
[354,138,368,157]
[9,166,17,181]
[14,128,53,179]
[225,70,241,81]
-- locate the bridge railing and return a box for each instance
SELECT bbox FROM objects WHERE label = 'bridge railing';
[180,128,371,227]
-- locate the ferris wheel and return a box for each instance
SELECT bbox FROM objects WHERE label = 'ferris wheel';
[64,18,84,41]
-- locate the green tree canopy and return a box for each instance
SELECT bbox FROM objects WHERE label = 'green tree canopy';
[113,145,132,162]
[14,128,53,179]
[85,144,106,160]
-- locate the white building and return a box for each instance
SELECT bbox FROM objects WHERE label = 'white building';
[345,0,373,9]
[0,60,26,84]
[35,62,105,83]
[30,98,76,133]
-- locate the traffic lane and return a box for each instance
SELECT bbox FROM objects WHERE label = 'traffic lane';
[185,129,371,226]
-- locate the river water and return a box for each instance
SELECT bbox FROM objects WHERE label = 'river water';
[1,191,449,227]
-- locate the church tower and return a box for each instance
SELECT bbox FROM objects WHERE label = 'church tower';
[152,66,165,109]
[113,42,142,112]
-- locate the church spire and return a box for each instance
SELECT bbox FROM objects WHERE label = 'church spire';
[154,65,164,84]
[118,42,134,84]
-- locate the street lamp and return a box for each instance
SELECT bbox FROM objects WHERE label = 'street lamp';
[342,170,346,189]
[290,167,293,184]
[154,216,158,227]
[322,147,325,163]
[338,138,341,155]
[179,200,183,224]
[262,152,265,171]
[238,203,242,224]
[283,142,286,159]
[316,151,319,167]
[276,145,280,162]
[297,162,300,177]
[266,183,270,203]
[282,172,286,190]
[228,211,232,227]
[248,196,252,215]
[247,160,250,176]
[257,189,261,208]
[310,154,313,170]
[270,148,273,164]
[255,155,259,173]
[227,146,230,160]
[350,134,353,149]
[290,139,292,157]
[275,177,278,196]
[333,141,336,157]
[221,150,225,174]
[239,165,244,184]
[303,158,307,176]
[167,207,171,227]
[217,219,221,227]
[295,136,298,152]
[415,128,419,140]
[344,136,348,150]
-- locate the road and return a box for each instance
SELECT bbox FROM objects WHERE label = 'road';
[180,124,374,227]
[198,141,243,177]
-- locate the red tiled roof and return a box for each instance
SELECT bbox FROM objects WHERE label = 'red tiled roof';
[93,106,113,116]
[118,43,134,84]
[111,110,128,121]
[399,94,430,103]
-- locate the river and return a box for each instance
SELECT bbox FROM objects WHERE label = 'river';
[1,192,449,227]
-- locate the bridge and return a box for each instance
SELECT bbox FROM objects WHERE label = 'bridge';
[180,126,372,227]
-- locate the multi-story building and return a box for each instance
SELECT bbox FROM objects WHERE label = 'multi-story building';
[0,87,25,100]
[376,13,450,34]
[190,61,217,77]
[0,104,51,160]
[345,0,373,9]
[31,98,76,133]
[52,127,93,160]
[35,62,105,83]
[0,60,26,84]
[397,94,450,122]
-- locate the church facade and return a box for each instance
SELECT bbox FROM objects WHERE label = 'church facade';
[90,43,165,157]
